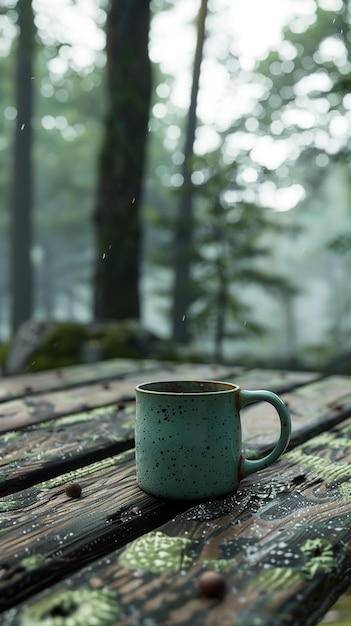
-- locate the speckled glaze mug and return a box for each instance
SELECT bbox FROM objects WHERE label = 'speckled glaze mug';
[135,380,291,501]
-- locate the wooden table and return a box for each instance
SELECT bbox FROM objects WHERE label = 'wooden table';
[1,358,351,626]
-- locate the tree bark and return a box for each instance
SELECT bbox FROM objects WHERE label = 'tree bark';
[171,0,208,342]
[93,0,152,321]
[10,0,35,333]
[214,254,228,362]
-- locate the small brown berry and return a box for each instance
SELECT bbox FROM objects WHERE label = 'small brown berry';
[198,571,226,598]
[65,483,82,498]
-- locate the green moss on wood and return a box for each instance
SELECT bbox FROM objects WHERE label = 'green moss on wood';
[38,449,133,489]
[201,558,237,571]
[21,554,46,569]
[253,566,301,592]
[118,531,192,573]
[300,538,336,579]
[251,538,336,592]
[20,588,119,626]
[286,448,351,483]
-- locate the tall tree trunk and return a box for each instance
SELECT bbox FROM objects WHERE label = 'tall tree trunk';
[93,0,152,321]
[171,0,208,342]
[282,291,298,365]
[10,0,35,333]
[214,254,228,362]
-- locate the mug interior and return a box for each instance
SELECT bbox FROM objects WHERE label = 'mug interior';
[136,380,238,394]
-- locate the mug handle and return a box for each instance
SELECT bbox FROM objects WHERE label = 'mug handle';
[239,389,291,478]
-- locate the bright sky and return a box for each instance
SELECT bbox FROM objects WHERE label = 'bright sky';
[150,0,295,108]
[2,0,344,212]
[150,0,311,211]
[33,0,106,73]
[149,0,345,212]
[159,0,292,59]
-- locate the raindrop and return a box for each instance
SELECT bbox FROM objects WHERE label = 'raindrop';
[21,123,25,130]
[182,315,186,322]
[102,253,106,259]
[130,506,141,516]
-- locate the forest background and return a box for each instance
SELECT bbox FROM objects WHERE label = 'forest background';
[1,0,351,371]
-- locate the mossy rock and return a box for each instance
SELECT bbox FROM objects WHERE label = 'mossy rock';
[4,319,166,374]
[23,323,88,372]
[25,320,162,372]
[103,320,153,360]
[38,322,87,355]
[0,341,11,371]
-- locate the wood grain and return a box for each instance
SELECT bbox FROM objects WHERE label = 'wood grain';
[0,374,348,499]
[0,358,158,401]
[241,374,351,450]
[3,417,351,623]
[0,362,244,433]
[0,362,345,626]
[0,361,316,403]
[0,365,318,436]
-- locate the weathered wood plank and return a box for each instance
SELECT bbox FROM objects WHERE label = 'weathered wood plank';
[241,374,351,450]
[0,449,191,613]
[0,449,136,562]
[0,363,315,433]
[3,417,351,623]
[0,363,244,434]
[0,402,135,497]
[0,362,317,403]
[0,373,348,499]
[232,367,319,394]
[0,366,318,436]
[0,358,158,401]
[0,370,325,497]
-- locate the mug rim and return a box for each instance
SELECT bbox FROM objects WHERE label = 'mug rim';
[136,380,239,395]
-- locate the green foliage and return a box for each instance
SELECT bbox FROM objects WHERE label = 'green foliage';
[0,1,107,335]
[1,0,351,364]
[328,233,351,255]
[248,0,351,205]
[144,0,351,364]
[149,145,298,359]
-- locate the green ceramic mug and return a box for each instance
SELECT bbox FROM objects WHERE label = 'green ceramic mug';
[135,380,291,500]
